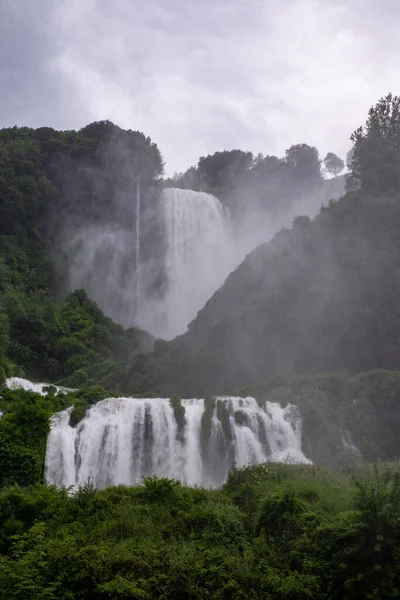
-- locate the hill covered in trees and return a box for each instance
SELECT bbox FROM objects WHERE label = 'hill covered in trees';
[165,140,346,231]
[0,121,160,385]
[130,96,396,385]
[175,95,400,390]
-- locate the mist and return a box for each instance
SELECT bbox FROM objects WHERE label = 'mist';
[58,136,345,341]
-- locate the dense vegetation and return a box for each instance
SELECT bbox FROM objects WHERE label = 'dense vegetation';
[165,143,345,221]
[2,463,400,599]
[0,121,159,386]
[0,385,117,488]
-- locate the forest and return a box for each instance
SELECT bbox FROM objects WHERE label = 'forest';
[2,94,400,598]
[2,461,400,599]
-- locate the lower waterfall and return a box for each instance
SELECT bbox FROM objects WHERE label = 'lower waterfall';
[45,396,310,489]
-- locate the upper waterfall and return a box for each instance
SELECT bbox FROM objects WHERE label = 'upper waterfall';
[63,187,237,340]
[45,396,310,489]
[161,188,235,339]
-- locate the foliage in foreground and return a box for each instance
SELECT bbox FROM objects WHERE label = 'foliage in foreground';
[1,464,400,599]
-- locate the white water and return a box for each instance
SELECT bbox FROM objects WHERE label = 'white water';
[161,188,235,338]
[6,377,75,395]
[64,188,239,339]
[135,182,142,314]
[45,396,310,489]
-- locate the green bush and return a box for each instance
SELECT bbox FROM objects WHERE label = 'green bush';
[1,465,400,599]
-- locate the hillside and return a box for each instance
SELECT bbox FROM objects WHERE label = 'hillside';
[181,189,400,392]
[159,96,400,395]
[0,122,158,386]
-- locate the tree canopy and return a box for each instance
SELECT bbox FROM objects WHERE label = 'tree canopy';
[323,152,345,176]
[347,93,400,193]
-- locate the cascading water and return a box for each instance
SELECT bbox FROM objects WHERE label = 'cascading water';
[135,182,141,314]
[45,396,310,489]
[6,377,75,395]
[161,188,235,338]
[64,187,238,339]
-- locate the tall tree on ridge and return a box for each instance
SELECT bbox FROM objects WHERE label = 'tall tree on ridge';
[323,152,345,177]
[347,93,400,194]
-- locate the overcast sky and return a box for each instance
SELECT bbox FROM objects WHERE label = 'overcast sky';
[1,0,399,174]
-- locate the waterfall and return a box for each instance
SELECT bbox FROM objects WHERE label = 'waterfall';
[64,187,239,339]
[45,396,311,489]
[161,188,235,339]
[6,377,75,395]
[62,177,339,338]
[135,182,141,314]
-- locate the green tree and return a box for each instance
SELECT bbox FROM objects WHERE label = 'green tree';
[0,302,10,381]
[347,93,400,193]
[198,150,253,191]
[323,152,345,177]
[346,148,354,169]
[285,143,321,185]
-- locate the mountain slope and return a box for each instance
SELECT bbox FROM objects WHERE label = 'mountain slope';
[176,189,400,394]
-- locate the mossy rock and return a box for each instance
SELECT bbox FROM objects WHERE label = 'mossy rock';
[69,399,89,428]
[170,396,186,438]
[217,400,232,442]
[234,410,249,427]
[200,397,217,456]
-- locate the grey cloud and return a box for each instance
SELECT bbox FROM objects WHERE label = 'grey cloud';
[0,0,399,172]
[0,0,92,128]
